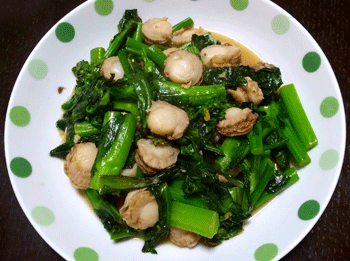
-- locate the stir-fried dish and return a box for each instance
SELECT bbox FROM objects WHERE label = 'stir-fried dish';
[50,10,318,253]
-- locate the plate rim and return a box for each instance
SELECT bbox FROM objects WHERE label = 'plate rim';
[4,0,347,260]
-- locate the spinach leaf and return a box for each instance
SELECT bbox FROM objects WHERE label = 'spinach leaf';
[118,9,142,32]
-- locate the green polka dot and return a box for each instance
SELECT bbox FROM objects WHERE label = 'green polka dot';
[10,157,32,178]
[298,200,320,220]
[271,14,290,34]
[319,149,339,170]
[9,106,30,127]
[144,0,156,2]
[254,243,279,261]
[94,0,114,15]
[320,96,339,118]
[74,247,99,261]
[31,206,55,226]
[55,22,75,42]
[302,52,321,72]
[28,59,48,79]
[230,0,249,11]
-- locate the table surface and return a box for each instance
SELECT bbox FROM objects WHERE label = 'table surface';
[0,0,349,260]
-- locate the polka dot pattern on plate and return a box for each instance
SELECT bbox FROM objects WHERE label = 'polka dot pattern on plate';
[230,0,249,11]
[298,200,320,220]
[10,157,32,178]
[31,206,55,226]
[319,149,339,170]
[320,96,339,118]
[28,59,48,79]
[302,51,321,72]
[94,0,114,16]
[74,247,99,261]
[271,14,290,34]
[254,243,279,261]
[9,105,30,127]
[55,22,75,42]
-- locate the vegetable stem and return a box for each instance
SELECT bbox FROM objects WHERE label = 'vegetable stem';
[90,113,136,190]
[118,49,134,78]
[248,118,263,155]
[281,118,311,167]
[215,137,250,173]
[250,158,275,207]
[90,47,105,65]
[154,79,226,107]
[280,84,318,150]
[170,201,219,239]
[253,168,299,210]
[172,17,194,32]
[132,22,143,42]
[74,122,100,137]
[104,21,137,58]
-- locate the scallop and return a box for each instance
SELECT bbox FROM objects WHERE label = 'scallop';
[64,142,98,189]
[164,50,203,88]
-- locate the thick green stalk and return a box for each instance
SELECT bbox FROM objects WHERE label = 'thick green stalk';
[103,111,120,126]
[170,201,219,239]
[281,118,311,167]
[253,168,299,210]
[112,99,139,116]
[74,122,100,137]
[172,17,194,32]
[126,37,167,68]
[141,48,155,73]
[280,84,318,150]
[132,22,143,42]
[98,171,169,194]
[250,158,276,207]
[133,72,154,127]
[169,180,208,209]
[104,21,137,58]
[154,79,226,107]
[117,49,134,78]
[146,45,167,68]
[90,47,105,64]
[215,137,250,174]
[249,155,261,193]
[90,113,137,190]
[248,118,263,155]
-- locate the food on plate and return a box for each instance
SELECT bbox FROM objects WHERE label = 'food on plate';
[50,9,318,254]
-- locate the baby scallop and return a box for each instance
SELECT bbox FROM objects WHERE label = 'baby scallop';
[216,107,258,137]
[120,188,159,230]
[164,50,203,88]
[147,100,189,140]
[64,142,98,189]
[200,44,241,68]
[142,17,173,45]
[120,163,138,178]
[100,56,124,83]
[163,47,180,57]
[172,27,204,46]
[227,77,264,105]
[252,61,275,71]
[135,139,180,175]
[169,227,201,248]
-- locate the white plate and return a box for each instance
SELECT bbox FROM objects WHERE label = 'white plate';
[5,0,346,260]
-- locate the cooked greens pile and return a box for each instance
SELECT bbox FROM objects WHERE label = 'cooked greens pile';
[50,10,318,253]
